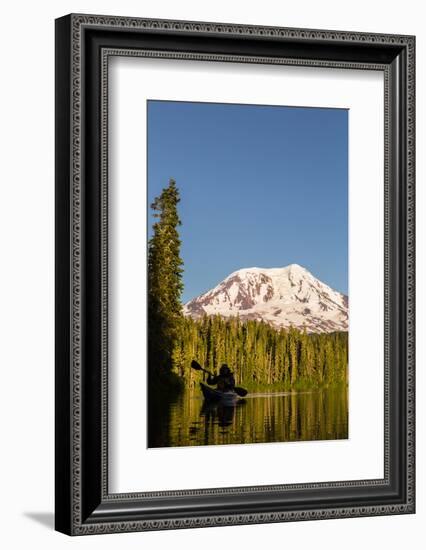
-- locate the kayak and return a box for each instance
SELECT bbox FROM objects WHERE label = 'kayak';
[200,382,239,405]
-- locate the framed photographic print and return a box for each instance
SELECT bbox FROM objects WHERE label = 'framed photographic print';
[55,14,415,535]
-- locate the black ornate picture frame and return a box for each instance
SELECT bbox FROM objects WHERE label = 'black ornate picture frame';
[55,14,415,535]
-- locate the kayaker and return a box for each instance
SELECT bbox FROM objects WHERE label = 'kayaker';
[207,364,236,393]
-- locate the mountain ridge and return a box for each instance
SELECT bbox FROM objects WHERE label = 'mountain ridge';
[183,264,348,334]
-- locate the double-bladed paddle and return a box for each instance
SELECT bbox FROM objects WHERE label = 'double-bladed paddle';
[191,360,248,397]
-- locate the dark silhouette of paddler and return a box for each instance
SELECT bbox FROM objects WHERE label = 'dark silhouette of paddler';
[206,364,236,392]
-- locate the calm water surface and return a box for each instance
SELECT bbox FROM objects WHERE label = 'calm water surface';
[148,387,348,448]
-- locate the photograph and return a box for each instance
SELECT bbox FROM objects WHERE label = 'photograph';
[52,10,415,538]
[147,100,349,448]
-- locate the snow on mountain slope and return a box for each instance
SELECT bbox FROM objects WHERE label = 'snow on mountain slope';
[183,264,348,333]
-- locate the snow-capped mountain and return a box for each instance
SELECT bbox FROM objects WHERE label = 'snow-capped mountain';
[183,264,348,333]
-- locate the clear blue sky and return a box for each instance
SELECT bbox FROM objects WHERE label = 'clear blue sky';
[148,101,348,303]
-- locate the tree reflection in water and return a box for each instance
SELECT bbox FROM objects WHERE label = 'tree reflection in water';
[148,387,348,448]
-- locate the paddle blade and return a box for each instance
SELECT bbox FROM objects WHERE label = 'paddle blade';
[235,386,248,397]
[191,360,203,371]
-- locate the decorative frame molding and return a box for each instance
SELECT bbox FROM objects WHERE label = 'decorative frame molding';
[55,14,415,535]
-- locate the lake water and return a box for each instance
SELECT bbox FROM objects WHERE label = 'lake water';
[148,386,348,448]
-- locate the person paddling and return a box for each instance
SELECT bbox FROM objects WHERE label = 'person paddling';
[207,364,236,393]
[190,360,248,397]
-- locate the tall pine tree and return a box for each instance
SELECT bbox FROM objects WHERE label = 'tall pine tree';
[148,179,184,388]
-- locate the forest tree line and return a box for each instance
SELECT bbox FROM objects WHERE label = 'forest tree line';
[172,315,348,391]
